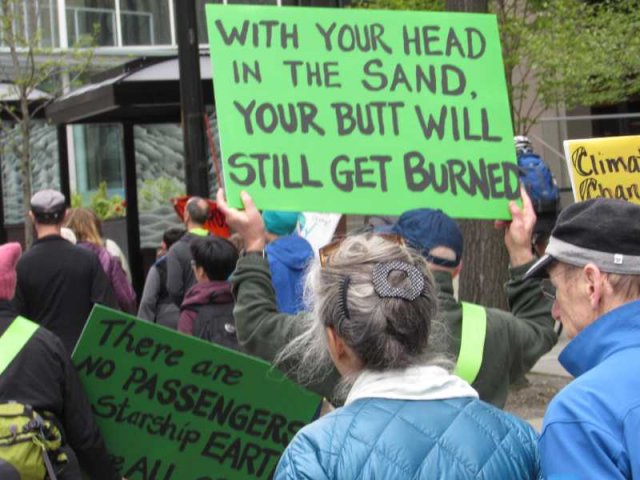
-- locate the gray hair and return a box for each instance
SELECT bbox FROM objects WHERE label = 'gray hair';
[186,197,209,225]
[276,234,448,392]
[563,264,640,302]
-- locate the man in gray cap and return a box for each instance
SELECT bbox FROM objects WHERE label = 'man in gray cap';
[525,198,640,480]
[14,189,118,353]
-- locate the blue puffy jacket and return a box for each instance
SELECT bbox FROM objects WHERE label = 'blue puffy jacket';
[276,396,541,479]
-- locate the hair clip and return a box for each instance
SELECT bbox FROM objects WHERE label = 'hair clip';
[372,261,425,301]
[335,275,351,330]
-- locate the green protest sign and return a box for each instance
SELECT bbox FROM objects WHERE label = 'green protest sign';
[206,5,518,219]
[71,305,321,480]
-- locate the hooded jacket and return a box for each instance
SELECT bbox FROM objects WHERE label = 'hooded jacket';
[275,365,542,479]
[265,235,313,314]
[539,300,640,479]
[178,281,239,350]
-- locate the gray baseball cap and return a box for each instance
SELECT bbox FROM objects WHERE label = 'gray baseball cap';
[525,198,640,279]
[30,189,66,223]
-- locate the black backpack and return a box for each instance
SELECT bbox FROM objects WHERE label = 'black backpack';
[188,296,241,351]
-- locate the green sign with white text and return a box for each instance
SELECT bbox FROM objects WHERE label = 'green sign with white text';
[206,5,518,219]
[72,305,321,480]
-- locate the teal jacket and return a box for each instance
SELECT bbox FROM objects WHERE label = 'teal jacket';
[276,396,542,479]
[231,256,556,407]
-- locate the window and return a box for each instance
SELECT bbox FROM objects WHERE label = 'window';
[66,0,117,46]
[66,0,173,47]
[73,124,124,201]
[0,0,59,48]
[120,0,172,46]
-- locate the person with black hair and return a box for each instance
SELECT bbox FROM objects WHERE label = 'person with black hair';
[138,227,186,328]
[178,236,240,349]
[14,189,118,354]
[166,197,211,306]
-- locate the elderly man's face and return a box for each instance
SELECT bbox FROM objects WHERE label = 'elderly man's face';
[548,263,596,339]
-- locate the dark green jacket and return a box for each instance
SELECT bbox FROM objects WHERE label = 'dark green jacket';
[231,256,557,408]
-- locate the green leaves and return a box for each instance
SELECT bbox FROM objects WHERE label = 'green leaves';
[354,0,640,135]
[495,0,640,133]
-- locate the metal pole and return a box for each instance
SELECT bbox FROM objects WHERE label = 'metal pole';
[56,124,71,203]
[173,0,210,197]
[122,122,143,298]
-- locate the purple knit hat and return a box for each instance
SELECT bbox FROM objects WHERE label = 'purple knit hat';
[0,243,22,299]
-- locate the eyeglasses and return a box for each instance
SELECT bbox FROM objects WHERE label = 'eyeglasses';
[540,279,556,301]
[319,233,405,268]
[540,264,581,301]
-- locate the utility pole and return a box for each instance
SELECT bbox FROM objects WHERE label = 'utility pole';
[174,0,210,197]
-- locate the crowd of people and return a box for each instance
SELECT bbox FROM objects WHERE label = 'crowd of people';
[1,180,639,479]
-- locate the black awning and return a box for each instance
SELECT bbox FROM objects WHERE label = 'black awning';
[46,55,214,124]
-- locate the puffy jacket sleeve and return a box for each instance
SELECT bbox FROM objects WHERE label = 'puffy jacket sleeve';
[230,255,340,400]
[274,433,331,480]
[501,260,558,381]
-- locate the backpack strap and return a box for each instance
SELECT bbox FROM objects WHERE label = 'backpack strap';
[454,302,487,385]
[0,316,39,376]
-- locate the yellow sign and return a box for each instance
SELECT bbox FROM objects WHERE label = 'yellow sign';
[563,135,640,204]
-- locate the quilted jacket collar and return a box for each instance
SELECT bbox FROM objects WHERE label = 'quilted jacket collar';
[345,365,478,405]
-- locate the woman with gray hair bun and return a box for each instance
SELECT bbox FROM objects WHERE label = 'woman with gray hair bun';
[217,190,542,480]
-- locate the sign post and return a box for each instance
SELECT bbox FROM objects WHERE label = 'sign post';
[206,6,519,219]
[72,305,321,480]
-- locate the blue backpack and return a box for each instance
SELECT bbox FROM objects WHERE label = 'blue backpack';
[517,152,559,213]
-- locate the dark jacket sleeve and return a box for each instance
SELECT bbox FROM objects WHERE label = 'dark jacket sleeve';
[137,265,161,321]
[499,261,558,381]
[166,244,186,306]
[230,255,340,400]
[55,337,120,480]
[90,257,119,310]
[12,260,26,316]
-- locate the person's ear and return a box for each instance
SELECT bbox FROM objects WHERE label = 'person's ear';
[452,260,463,278]
[325,326,344,363]
[325,326,363,376]
[193,265,206,282]
[583,263,605,309]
